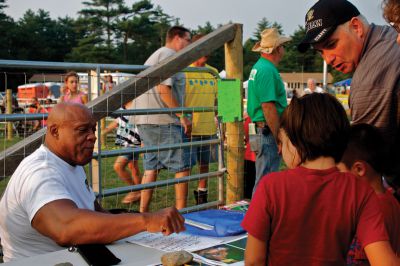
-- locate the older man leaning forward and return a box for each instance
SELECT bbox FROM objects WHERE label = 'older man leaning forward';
[298,0,400,201]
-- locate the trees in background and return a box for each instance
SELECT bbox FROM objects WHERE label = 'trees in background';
[0,0,347,83]
[0,0,15,59]
[278,26,324,73]
[243,18,284,78]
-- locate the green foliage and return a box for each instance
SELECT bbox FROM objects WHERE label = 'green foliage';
[0,1,14,59]
[278,25,323,73]
[252,17,283,39]
[72,0,127,62]
[243,21,327,78]
[243,18,284,79]
[113,0,170,64]
[331,68,353,83]
[192,22,224,72]
[10,10,77,61]
[0,3,351,86]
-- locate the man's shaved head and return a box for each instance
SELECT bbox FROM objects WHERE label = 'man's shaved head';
[45,103,97,166]
[47,103,92,128]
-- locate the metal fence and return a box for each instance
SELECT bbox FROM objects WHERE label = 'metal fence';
[0,62,225,213]
[0,23,244,212]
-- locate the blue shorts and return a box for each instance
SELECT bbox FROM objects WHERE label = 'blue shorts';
[190,135,218,165]
[137,124,191,173]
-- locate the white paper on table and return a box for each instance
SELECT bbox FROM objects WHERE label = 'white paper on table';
[126,232,224,252]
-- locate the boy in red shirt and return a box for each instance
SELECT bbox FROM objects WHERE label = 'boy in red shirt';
[338,124,400,265]
[242,93,399,266]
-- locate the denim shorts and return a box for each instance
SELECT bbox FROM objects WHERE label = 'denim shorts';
[190,135,218,165]
[136,124,191,173]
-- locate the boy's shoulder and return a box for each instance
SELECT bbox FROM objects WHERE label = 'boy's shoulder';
[261,166,364,188]
[259,168,300,187]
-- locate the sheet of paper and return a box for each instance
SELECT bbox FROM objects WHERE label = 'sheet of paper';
[126,232,223,252]
[192,235,247,266]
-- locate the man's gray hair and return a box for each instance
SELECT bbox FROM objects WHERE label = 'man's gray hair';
[339,15,369,30]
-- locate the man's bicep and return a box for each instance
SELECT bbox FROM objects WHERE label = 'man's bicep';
[31,199,79,243]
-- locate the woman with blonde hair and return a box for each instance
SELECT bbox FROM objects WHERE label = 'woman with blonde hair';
[60,71,88,104]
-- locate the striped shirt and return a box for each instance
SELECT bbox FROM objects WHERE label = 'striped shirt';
[350,24,400,146]
[114,108,141,147]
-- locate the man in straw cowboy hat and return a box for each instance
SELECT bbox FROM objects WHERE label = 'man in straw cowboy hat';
[247,28,291,195]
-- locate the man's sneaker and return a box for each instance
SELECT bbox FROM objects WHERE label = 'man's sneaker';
[194,190,208,205]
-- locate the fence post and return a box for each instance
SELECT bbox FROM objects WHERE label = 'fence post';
[90,69,101,196]
[224,24,244,204]
[6,89,13,140]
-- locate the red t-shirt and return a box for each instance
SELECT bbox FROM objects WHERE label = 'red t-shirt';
[242,167,388,266]
[379,190,400,255]
[347,190,400,264]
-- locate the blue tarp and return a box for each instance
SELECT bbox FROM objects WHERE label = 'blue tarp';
[183,209,245,237]
[334,78,352,87]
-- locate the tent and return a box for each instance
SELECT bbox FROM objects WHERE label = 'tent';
[334,78,352,87]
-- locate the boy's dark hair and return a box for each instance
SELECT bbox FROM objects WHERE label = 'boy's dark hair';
[340,123,385,174]
[280,93,350,164]
[166,26,190,42]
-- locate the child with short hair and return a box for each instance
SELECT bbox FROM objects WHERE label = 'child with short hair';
[102,102,142,204]
[337,123,400,265]
[242,93,398,266]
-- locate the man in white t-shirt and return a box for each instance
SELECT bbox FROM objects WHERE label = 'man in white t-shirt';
[304,78,325,94]
[131,26,192,212]
[0,103,185,262]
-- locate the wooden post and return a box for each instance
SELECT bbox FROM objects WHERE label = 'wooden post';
[90,70,101,194]
[100,94,106,148]
[224,24,244,204]
[6,89,13,140]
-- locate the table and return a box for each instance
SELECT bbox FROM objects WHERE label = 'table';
[4,240,166,266]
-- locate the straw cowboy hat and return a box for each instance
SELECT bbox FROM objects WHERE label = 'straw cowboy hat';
[252,28,292,54]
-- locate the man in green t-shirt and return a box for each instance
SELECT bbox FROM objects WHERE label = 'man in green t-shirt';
[247,28,291,195]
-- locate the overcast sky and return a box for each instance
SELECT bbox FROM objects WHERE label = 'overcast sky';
[5,0,386,40]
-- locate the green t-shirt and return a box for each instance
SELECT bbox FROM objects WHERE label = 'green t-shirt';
[247,57,288,122]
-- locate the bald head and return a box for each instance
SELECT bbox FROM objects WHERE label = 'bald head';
[46,103,97,166]
[47,102,92,129]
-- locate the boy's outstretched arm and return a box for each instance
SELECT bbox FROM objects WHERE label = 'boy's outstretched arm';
[364,241,400,266]
[245,234,267,266]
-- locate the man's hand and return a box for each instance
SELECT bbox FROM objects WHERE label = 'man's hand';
[144,207,185,236]
[180,116,192,136]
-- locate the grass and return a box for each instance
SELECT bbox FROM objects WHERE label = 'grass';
[0,128,287,213]
[0,135,25,194]
[0,132,222,212]
[89,152,221,212]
